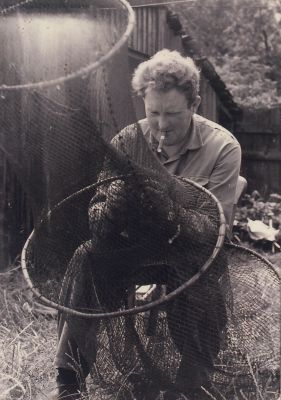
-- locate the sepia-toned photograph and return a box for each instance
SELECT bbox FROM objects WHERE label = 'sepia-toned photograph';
[0,0,280,399]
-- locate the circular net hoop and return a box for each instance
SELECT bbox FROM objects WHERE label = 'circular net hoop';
[21,174,226,317]
[0,0,135,90]
[82,244,280,399]
[1,1,279,397]
[21,172,280,397]
[0,0,136,227]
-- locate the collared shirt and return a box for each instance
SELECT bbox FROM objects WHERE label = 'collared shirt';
[112,114,241,227]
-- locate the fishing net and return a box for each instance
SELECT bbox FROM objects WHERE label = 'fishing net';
[93,241,280,399]
[0,0,279,398]
[0,0,135,215]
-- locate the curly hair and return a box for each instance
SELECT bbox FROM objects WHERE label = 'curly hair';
[132,49,200,106]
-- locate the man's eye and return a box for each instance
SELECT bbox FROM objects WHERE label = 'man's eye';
[150,112,158,116]
[167,112,180,116]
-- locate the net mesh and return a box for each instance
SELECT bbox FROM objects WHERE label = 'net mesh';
[83,243,279,399]
[0,1,280,398]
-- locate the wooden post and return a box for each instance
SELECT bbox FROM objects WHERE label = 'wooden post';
[0,151,8,270]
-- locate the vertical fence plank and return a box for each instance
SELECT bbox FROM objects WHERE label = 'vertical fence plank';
[236,107,281,196]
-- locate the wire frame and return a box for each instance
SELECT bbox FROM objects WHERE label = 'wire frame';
[0,0,135,91]
[21,175,226,318]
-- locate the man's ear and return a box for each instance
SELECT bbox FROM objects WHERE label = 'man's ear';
[192,96,201,113]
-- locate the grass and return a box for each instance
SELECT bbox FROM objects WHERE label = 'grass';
[0,262,57,400]
[0,252,280,400]
[0,261,128,400]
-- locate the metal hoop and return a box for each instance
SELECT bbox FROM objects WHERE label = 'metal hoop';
[225,242,280,281]
[0,0,135,91]
[21,175,226,318]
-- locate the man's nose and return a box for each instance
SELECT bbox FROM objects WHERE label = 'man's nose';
[158,116,169,131]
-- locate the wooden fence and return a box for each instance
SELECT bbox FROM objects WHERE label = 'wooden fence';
[0,154,33,269]
[235,106,281,197]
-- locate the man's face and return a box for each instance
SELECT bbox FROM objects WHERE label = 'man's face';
[144,88,195,147]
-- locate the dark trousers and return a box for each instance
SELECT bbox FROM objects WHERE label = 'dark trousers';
[55,240,227,390]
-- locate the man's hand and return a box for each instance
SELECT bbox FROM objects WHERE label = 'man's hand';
[139,178,178,223]
[89,179,128,240]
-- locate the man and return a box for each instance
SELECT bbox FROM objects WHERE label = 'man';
[46,49,241,399]
[129,49,241,229]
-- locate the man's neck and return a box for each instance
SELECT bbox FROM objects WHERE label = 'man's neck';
[162,140,184,158]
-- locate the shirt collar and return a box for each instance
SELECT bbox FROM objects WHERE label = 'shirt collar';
[179,115,204,153]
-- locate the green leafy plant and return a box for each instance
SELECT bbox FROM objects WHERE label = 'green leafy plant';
[234,190,281,249]
[170,0,281,108]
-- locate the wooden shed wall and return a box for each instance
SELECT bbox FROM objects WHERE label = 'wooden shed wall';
[128,6,182,55]
[235,107,281,196]
[198,75,218,122]
[0,153,33,269]
[0,152,8,269]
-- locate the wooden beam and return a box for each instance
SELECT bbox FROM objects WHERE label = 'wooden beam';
[129,0,172,6]
[242,151,281,162]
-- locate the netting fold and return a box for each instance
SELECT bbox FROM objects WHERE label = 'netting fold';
[0,1,279,397]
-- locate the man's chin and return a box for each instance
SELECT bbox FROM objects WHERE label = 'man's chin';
[164,139,177,147]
